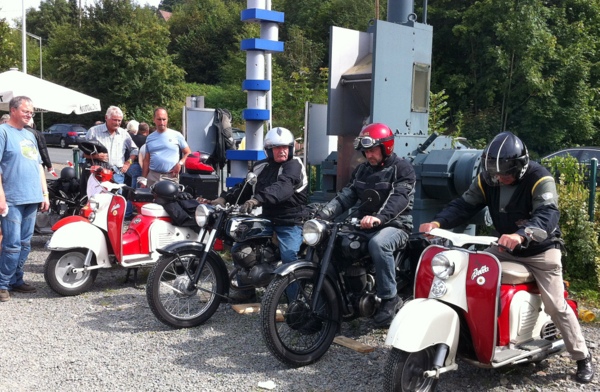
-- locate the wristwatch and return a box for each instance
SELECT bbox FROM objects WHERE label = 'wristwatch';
[178,160,184,166]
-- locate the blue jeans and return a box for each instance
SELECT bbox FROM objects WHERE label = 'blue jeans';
[273,225,303,264]
[126,163,142,190]
[367,226,409,300]
[0,203,38,289]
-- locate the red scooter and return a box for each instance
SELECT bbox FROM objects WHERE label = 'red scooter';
[44,179,200,296]
[383,227,577,391]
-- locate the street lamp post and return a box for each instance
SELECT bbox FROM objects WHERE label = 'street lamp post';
[26,32,44,131]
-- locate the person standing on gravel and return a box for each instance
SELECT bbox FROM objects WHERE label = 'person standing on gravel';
[419,131,594,384]
[142,108,191,187]
[0,96,50,302]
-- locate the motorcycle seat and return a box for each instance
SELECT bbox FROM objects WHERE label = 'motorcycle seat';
[141,203,170,218]
[500,261,535,284]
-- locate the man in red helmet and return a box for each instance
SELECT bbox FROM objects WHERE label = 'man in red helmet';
[318,123,416,327]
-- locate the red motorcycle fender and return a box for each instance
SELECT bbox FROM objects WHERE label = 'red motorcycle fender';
[51,215,88,232]
[385,298,460,367]
[46,221,111,267]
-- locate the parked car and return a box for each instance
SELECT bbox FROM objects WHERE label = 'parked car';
[232,128,245,148]
[43,124,87,148]
[541,147,600,184]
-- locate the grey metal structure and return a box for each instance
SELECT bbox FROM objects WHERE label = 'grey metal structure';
[319,0,485,230]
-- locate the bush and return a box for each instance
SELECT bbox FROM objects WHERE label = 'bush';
[545,156,600,288]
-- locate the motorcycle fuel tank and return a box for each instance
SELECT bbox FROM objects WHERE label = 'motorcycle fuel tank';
[226,217,273,242]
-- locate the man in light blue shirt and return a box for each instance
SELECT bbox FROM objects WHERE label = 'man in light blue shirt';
[142,107,191,186]
[0,96,49,301]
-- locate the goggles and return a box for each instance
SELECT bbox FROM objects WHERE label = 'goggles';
[353,135,393,150]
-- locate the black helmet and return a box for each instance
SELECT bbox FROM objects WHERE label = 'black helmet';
[60,167,76,180]
[151,180,179,203]
[481,132,529,186]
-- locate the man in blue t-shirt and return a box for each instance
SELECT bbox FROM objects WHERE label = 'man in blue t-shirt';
[0,96,50,302]
[142,108,191,187]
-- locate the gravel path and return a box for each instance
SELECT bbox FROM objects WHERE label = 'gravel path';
[1,234,599,392]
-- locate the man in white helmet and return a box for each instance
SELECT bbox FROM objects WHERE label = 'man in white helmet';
[209,127,309,301]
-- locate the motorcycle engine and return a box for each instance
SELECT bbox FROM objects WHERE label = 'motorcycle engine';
[231,241,279,269]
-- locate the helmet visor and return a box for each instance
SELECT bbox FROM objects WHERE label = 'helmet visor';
[354,135,393,150]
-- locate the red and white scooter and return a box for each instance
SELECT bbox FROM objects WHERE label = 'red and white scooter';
[44,178,200,296]
[383,227,577,392]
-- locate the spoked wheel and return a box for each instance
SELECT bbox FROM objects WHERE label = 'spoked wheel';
[383,347,439,392]
[146,251,226,328]
[44,249,98,296]
[60,138,67,148]
[260,268,340,368]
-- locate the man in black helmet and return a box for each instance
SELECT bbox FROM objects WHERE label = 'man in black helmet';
[419,131,594,384]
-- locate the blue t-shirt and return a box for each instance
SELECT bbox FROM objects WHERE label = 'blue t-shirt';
[0,124,43,205]
[145,128,188,173]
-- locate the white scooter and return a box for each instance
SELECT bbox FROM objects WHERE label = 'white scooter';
[383,227,577,391]
[44,180,199,296]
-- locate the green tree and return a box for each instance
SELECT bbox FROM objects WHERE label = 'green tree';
[25,0,78,42]
[0,20,20,72]
[428,0,600,155]
[45,0,185,126]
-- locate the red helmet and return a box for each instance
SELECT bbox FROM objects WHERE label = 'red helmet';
[354,123,395,158]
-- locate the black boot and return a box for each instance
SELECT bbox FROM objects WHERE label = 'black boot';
[373,295,402,328]
[576,354,595,383]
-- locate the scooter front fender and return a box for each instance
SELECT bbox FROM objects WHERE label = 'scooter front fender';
[385,298,460,366]
[46,221,110,266]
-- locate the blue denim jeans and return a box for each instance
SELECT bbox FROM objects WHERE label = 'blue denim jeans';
[273,225,303,264]
[366,226,409,300]
[0,203,38,289]
[126,163,142,190]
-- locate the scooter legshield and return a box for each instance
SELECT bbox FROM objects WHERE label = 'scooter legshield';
[46,221,111,267]
[385,298,460,366]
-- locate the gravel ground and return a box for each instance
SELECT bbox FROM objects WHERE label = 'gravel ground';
[1,234,599,392]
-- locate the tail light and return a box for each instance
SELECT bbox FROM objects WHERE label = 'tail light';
[67,131,78,137]
[214,238,224,251]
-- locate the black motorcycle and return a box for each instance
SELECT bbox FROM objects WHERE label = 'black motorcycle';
[260,190,426,367]
[35,167,88,235]
[145,173,282,328]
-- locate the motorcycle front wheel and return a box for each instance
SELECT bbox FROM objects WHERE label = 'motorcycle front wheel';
[146,250,226,329]
[44,249,98,296]
[383,347,439,392]
[260,268,340,368]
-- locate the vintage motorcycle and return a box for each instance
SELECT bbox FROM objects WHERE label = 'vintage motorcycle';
[35,166,88,235]
[145,173,283,329]
[383,227,576,392]
[44,180,198,296]
[260,190,425,368]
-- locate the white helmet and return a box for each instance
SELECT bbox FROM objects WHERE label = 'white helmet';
[264,127,294,160]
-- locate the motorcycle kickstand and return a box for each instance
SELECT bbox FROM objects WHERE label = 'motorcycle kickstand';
[124,268,143,289]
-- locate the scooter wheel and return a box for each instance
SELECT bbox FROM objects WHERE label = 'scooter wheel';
[44,249,98,296]
[383,347,439,392]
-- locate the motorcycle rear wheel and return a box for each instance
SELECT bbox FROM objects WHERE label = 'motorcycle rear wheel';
[260,268,340,368]
[146,250,226,328]
[44,249,98,296]
[383,347,439,392]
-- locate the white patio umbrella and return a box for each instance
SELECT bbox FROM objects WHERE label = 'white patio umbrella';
[0,69,101,115]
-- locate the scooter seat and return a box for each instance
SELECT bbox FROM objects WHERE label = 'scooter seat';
[141,203,170,218]
[500,261,535,284]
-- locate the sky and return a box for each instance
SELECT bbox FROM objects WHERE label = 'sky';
[0,0,162,26]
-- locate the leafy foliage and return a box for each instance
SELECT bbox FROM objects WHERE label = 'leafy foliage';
[544,155,600,287]
[45,0,185,127]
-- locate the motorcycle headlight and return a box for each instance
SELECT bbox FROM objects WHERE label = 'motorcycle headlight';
[303,219,326,246]
[431,252,455,280]
[195,204,210,227]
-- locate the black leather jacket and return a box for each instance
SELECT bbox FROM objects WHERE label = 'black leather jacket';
[222,156,308,226]
[320,153,416,233]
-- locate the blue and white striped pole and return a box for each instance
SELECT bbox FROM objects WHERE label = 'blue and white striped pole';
[225,0,284,187]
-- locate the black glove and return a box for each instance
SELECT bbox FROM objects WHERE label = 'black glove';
[240,198,260,214]
[177,192,194,200]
